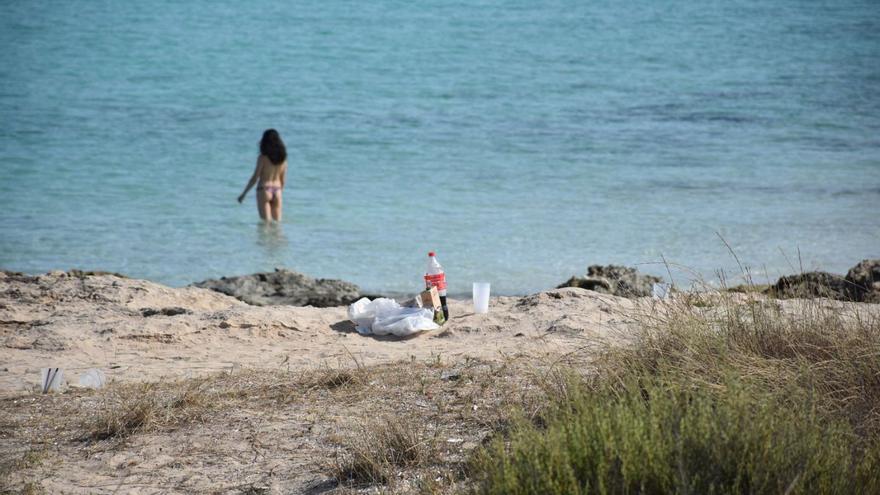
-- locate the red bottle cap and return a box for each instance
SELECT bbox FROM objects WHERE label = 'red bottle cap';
[428,251,435,257]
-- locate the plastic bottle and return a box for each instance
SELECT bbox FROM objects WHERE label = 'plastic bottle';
[425,251,449,320]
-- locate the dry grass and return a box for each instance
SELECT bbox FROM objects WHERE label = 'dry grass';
[306,367,367,391]
[332,417,432,487]
[471,292,880,494]
[2,355,550,493]
[624,294,880,438]
[0,449,46,494]
[83,379,214,441]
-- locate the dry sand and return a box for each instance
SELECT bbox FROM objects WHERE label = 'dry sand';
[0,271,642,394]
[0,270,649,493]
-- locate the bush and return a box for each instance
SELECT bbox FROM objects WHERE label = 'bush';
[472,296,880,494]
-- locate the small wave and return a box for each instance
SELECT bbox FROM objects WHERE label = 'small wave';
[831,187,880,197]
[646,180,880,197]
[691,90,777,100]
[675,112,756,124]
[621,104,758,124]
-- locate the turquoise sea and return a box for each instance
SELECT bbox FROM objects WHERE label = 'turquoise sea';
[2,0,879,296]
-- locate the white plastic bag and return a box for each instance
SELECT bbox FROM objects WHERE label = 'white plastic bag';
[347,297,439,337]
[373,307,438,336]
[347,297,374,332]
[348,297,400,334]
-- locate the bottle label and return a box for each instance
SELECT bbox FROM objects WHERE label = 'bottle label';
[424,273,447,291]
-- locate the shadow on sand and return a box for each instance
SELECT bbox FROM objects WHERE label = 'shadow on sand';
[329,319,427,342]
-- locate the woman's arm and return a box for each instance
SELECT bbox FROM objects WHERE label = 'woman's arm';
[280,162,287,189]
[238,157,262,203]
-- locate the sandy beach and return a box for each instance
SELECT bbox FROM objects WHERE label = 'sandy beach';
[0,270,649,493]
[0,270,647,394]
[3,269,878,493]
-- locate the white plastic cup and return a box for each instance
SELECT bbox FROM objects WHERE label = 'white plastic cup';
[78,369,106,389]
[40,368,64,393]
[473,282,491,314]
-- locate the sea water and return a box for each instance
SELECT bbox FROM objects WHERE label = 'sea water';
[1,0,879,296]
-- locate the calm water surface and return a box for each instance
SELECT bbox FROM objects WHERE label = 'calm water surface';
[2,0,879,295]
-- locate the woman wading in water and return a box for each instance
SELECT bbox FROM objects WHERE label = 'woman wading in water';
[238,129,288,221]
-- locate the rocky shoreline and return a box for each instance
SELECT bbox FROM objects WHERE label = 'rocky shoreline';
[187,259,880,307]
[558,259,880,303]
[3,259,878,310]
[769,259,880,303]
[191,268,362,307]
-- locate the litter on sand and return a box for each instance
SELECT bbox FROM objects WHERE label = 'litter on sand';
[415,286,446,325]
[348,297,439,337]
[77,368,106,389]
[652,283,671,299]
[40,367,64,394]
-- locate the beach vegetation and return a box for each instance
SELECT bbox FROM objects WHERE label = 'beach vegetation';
[332,417,433,487]
[6,292,879,493]
[83,379,213,442]
[470,294,880,494]
[308,367,365,391]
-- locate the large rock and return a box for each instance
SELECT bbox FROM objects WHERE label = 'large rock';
[846,259,880,303]
[768,260,880,303]
[192,269,360,307]
[771,272,850,300]
[557,265,662,298]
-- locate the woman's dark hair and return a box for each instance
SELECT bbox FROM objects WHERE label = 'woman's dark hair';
[259,129,287,165]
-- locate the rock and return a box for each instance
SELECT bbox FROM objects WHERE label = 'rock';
[192,268,361,307]
[769,260,880,303]
[441,371,461,381]
[845,259,880,303]
[1,271,36,283]
[557,265,662,298]
[67,269,128,279]
[771,272,850,300]
[558,276,613,293]
[141,307,191,317]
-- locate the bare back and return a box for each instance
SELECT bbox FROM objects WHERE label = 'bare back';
[257,154,287,187]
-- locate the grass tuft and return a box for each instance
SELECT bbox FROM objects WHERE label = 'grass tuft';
[83,380,212,441]
[309,368,363,390]
[333,417,431,487]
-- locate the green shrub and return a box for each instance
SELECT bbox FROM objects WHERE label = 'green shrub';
[475,375,875,494]
[472,296,880,495]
